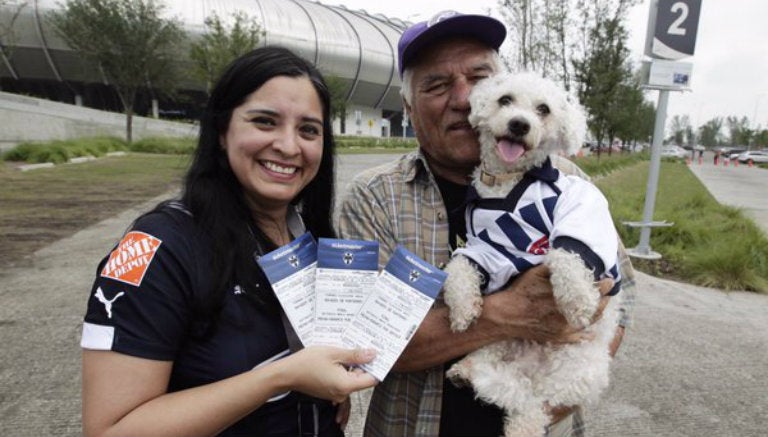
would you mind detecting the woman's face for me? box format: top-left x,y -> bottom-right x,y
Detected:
221,75 -> 324,214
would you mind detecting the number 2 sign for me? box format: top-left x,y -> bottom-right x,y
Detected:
646,0 -> 702,60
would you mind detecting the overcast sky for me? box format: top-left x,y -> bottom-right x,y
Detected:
335,0 -> 768,130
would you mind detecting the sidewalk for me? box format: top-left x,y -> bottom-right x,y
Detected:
0,153 -> 766,436
688,152 -> 768,236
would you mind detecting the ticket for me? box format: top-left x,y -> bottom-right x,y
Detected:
314,238 -> 379,346
257,232 -> 317,346
341,246 -> 446,381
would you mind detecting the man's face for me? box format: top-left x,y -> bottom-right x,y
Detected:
405,38 -> 498,183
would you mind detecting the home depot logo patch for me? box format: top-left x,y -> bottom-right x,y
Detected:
100,231 -> 162,287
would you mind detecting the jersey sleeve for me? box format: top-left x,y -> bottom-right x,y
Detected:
80,209 -> 203,361
551,177 -> 620,282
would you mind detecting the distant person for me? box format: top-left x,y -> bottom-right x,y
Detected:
715,151 -> 720,165
337,10 -> 636,437
79,47 -> 377,437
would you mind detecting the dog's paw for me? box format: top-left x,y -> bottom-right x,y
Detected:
545,248 -> 600,328
448,294 -> 483,331
443,256 -> 485,332
446,357 -> 473,386
503,407 -> 550,437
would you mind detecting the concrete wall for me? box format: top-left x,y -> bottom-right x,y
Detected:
0,91 -> 198,151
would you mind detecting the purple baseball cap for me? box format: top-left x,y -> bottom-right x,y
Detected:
397,11 -> 506,78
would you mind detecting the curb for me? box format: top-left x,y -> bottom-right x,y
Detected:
17,162 -> 55,171
14,151 -> 128,171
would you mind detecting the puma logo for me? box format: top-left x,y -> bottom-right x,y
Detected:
94,287 -> 124,319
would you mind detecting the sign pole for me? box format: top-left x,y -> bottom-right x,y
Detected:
625,0 -> 701,260
628,89 -> 670,259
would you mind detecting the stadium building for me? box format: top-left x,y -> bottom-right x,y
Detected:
0,0 -> 410,137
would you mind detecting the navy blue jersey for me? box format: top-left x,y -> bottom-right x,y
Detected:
81,203 -> 341,436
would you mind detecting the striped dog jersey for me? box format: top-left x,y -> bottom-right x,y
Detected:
454,158 -> 621,294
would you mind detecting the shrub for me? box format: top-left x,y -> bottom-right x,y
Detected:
2,142 -> 41,162
129,137 -> 196,155
336,136 -> 417,150
573,151 -> 649,178
2,137 -> 128,163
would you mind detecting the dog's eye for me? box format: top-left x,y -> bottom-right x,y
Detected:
498,95 -> 513,106
536,104 -> 551,116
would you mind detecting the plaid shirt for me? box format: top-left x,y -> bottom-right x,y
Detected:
337,149 -> 636,437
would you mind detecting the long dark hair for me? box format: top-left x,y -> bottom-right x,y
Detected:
181,46 -> 336,314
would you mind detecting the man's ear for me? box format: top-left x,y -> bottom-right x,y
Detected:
219,134 -> 227,150
402,97 -> 412,117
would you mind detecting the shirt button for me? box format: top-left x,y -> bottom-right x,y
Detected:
438,262 -> 446,269
438,212 -> 445,220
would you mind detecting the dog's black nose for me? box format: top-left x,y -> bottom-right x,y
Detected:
508,118 -> 530,136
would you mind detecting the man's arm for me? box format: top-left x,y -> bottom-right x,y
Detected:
337,171 -> 617,373
394,265 -> 615,372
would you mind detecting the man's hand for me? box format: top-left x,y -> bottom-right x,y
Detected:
481,264 -> 614,344
393,264 -> 615,372
546,403 -> 575,425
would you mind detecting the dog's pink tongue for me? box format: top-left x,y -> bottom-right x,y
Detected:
497,139 -> 526,164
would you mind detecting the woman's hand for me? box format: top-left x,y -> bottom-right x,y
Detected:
335,397 -> 352,430
281,346 -> 378,404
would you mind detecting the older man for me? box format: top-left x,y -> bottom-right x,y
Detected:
337,11 -> 635,437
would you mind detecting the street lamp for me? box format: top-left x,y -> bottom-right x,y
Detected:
751,93 -> 767,149
752,94 -> 766,126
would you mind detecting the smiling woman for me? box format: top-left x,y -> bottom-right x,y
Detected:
79,47 -> 377,437
221,75 -> 325,244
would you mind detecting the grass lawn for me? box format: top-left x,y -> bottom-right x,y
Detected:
0,154 -> 189,268
596,160 -> 768,292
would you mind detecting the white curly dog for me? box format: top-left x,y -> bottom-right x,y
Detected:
442,72 -> 622,437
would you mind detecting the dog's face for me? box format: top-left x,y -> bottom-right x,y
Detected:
468,72 -> 586,175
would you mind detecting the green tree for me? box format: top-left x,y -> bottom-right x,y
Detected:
754,128 -> 768,148
668,114 -> 692,147
323,74 -> 349,128
698,117 -> 723,149
48,0 -> 185,142
189,11 -> 263,95
572,16 -> 633,155
0,0 -> 27,61
612,80 -> 653,147
637,100 -> 656,145
725,116 -> 752,147
498,0 -> 574,90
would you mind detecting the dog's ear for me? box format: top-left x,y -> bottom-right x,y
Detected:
468,77 -> 495,127
560,97 -> 588,155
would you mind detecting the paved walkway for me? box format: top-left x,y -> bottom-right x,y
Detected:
1,153 -> 766,436
688,152 -> 768,236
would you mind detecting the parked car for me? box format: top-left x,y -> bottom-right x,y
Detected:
683,144 -> 705,151
715,146 -> 746,157
737,150 -> 768,164
660,145 -> 688,159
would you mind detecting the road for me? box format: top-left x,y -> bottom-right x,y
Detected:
0,153 -> 766,436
